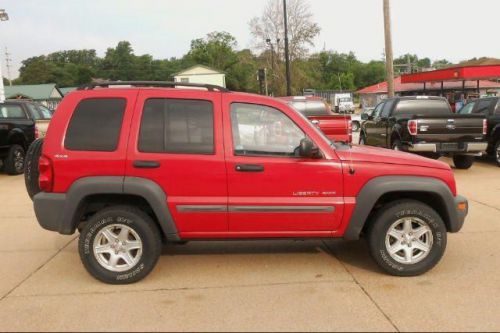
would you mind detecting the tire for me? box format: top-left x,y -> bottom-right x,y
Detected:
24,139 -> 44,200
359,133 -> 366,145
367,200 -> 447,276
495,140 -> 500,167
392,139 -> 402,151
78,205 -> 162,284
352,121 -> 360,132
453,155 -> 474,169
4,144 -> 25,175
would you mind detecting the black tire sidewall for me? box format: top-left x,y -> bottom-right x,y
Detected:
78,206 -> 161,284
5,144 -> 25,175
453,155 -> 474,169
368,200 -> 447,276
24,138 -> 43,199
392,140 -> 402,151
495,140 -> 500,167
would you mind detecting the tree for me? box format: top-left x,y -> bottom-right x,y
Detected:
185,31 -> 238,72
99,41 -> 136,80
432,59 -> 452,69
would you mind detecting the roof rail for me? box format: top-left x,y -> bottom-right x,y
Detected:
76,81 -> 230,92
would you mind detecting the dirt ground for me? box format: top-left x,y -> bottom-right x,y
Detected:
0,156 -> 499,332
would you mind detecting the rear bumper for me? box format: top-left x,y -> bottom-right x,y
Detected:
407,142 -> 488,154
33,192 -> 73,234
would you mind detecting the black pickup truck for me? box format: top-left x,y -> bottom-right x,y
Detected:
0,100 -> 52,175
360,96 -> 487,169
458,96 -> 500,166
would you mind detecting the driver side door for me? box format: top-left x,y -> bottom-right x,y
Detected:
223,98 -> 344,234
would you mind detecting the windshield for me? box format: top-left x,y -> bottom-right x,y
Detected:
339,98 -> 352,103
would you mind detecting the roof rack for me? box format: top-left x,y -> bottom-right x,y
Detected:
77,81 -> 230,92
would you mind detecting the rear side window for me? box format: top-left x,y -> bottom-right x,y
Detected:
138,99 -> 214,154
380,100 -> 395,118
474,99 -> 493,114
0,105 -> 27,119
65,98 -> 126,152
395,99 -> 452,116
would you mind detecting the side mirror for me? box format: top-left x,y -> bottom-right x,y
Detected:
361,113 -> 368,120
299,138 -> 321,159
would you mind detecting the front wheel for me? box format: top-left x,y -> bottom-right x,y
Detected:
78,206 -> 162,284
453,155 -> 474,169
352,121 -> 360,132
5,144 -> 25,175
367,200 -> 447,276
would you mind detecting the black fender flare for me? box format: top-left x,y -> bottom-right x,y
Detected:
34,176 -> 180,241
343,176 -> 464,240
7,128 -> 28,148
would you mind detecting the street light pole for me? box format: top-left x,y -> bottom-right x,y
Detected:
383,0 -> 395,98
283,0 -> 292,96
0,9 -> 9,102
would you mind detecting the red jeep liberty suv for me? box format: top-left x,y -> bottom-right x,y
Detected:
25,82 -> 468,284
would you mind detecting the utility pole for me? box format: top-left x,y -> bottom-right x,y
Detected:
283,0 -> 292,96
0,9 -> 10,102
383,0 -> 395,98
4,47 -> 12,86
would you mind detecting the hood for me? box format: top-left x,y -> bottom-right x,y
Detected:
335,144 -> 451,170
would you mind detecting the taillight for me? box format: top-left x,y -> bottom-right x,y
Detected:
408,119 -> 418,136
38,156 -> 53,192
483,119 -> 488,136
34,125 -> 39,139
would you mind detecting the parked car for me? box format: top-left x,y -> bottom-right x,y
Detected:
0,100 -> 52,175
359,96 -> 488,169
458,97 -> 500,166
27,81 -> 468,284
329,92 -> 354,114
280,96 -> 352,143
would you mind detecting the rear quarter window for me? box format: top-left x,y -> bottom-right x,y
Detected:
395,99 -> 452,116
64,98 -> 126,152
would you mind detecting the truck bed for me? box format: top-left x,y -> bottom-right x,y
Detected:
307,115 -> 352,143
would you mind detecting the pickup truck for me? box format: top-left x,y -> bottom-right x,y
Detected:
458,97 -> 500,166
280,96 -> 352,143
360,96 -> 488,169
0,100 -> 52,174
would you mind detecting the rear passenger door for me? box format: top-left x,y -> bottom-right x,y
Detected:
126,90 -> 228,235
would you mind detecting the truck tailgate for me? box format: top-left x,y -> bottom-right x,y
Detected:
413,115 -> 485,143
307,115 -> 352,142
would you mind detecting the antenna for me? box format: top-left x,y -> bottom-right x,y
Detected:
4,47 -> 12,86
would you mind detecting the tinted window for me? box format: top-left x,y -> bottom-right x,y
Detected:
139,99 -> 214,154
37,105 -> 53,119
380,100 -> 395,118
496,99 -> 500,115
65,98 -> 126,152
474,99 -> 493,115
395,99 -> 452,115
0,105 -> 26,119
231,103 -> 305,157
373,102 -> 384,118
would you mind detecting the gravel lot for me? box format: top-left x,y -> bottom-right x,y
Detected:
0,154 -> 499,332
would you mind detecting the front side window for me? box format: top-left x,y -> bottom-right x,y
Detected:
458,102 -> 476,115
139,99 -> 214,154
0,105 -> 26,119
231,103 -> 305,157
65,98 -> 126,152
373,102 -> 384,118
496,99 -> 500,115
380,100 -> 395,118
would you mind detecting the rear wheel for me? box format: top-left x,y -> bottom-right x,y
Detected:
5,145 -> 25,175
367,200 -> 447,276
453,155 -> 474,169
78,205 -> 162,284
24,139 -> 44,200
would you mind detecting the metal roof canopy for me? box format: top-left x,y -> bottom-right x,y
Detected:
401,65 -> 500,83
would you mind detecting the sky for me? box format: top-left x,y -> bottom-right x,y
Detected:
1,0 -> 499,79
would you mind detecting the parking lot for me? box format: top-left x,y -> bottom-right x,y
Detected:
0,154 -> 499,332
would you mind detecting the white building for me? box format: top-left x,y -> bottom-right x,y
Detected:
173,65 -> 226,88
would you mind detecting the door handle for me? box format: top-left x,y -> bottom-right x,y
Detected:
235,164 -> 265,172
133,160 -> 161,169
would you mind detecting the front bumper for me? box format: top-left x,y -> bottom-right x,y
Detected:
452,195 -> 468,233
407,142 -> 488,154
